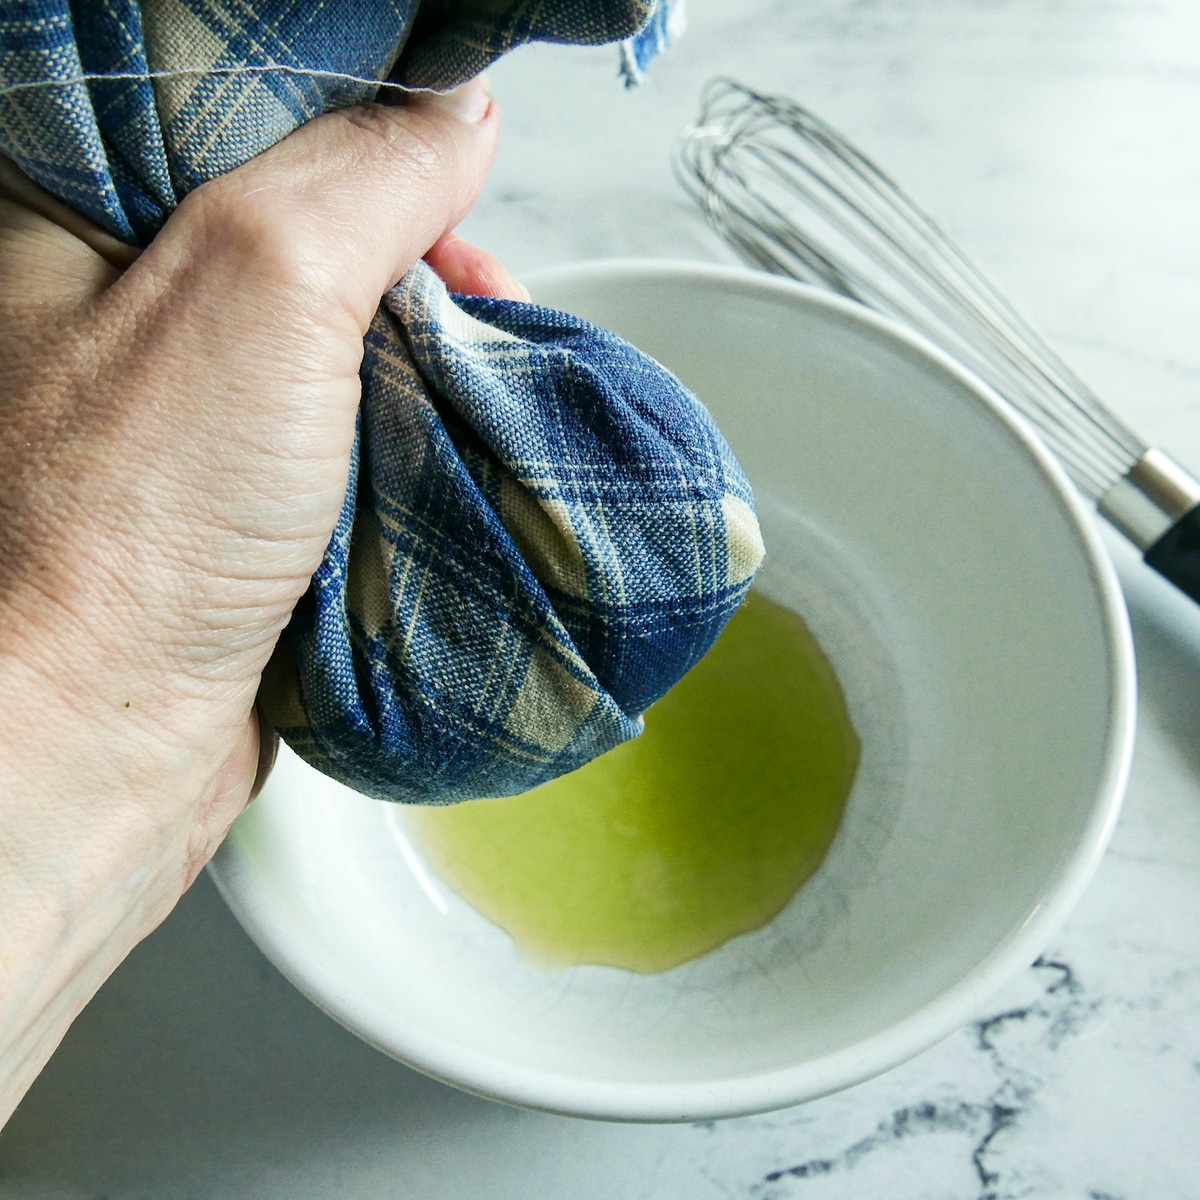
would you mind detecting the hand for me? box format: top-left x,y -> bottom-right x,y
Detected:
0,77 -> 524,1123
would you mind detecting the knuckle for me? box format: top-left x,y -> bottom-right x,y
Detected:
177,174 -> 322,295
335,103 -> 459,185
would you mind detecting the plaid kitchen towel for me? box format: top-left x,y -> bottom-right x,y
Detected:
0,0 -> 764,803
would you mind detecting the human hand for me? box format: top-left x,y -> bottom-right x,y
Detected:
0,76 -> 524,1123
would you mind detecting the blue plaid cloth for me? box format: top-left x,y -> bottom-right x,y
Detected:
0,0 -> 764,803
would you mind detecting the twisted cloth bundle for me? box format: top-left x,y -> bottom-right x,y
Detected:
0,0 -> 764,803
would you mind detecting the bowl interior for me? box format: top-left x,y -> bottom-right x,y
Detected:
211,262 -> 1132,1120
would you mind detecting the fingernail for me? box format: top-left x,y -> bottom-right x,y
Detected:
415,74 -> 492,124
515,280 -> 532,302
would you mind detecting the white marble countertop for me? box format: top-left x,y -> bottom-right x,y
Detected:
3,1 -> 1199,1195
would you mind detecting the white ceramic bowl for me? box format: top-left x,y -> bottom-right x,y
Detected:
210,261 -> 1135,1122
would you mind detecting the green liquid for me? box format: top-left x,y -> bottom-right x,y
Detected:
407,592 -> 860,973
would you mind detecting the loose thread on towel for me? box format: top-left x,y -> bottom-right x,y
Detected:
0,65 -> 416,103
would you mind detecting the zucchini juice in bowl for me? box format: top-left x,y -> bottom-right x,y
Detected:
404,585 -> 861,974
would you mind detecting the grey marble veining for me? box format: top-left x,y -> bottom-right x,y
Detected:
3,1 -> 1200,1196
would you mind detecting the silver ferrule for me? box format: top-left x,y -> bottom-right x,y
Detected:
1098,448 -> 1200,550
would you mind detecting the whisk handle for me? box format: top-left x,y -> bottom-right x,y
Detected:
1146,507 -> 1200,605
1099,449 -> 1200,603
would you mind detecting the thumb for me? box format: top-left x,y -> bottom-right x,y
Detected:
125,76 -> 500,336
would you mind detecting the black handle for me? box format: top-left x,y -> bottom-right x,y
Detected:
1145,505 -> 1200,603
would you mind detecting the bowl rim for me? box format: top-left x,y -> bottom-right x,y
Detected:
210,258 -> 1136,1122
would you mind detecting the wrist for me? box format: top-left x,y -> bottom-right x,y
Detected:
0,609 -> 259,1126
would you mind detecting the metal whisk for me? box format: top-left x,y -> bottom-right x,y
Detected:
676,78 -> 1200,605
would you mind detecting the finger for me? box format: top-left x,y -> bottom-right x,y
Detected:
126,75 -> 501,336
425,232 -> 531,301
0,156 -> 141,270
0,157 -> 135,310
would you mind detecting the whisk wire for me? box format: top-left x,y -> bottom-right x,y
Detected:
675,79 -> 1144,502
